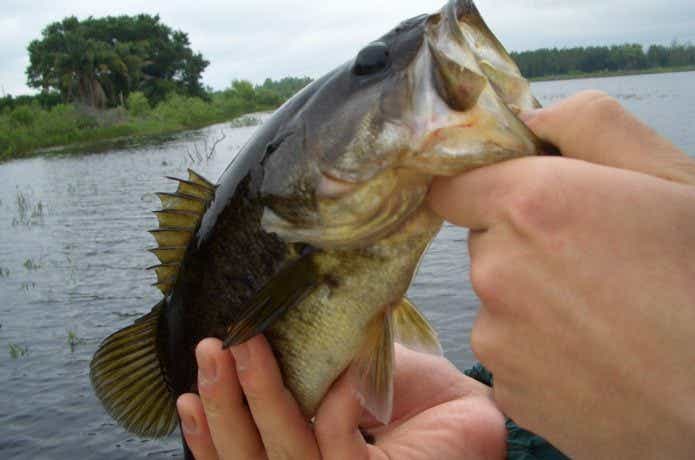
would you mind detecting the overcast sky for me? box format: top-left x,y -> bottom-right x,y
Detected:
2,0 -> 694,96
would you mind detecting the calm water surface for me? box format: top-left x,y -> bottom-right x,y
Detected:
1,72 -> 693,458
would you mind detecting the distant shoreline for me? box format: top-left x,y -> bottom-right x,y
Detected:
529,66 -> 695,82
2,68 -> 693,165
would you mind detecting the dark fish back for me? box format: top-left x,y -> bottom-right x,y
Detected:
157,78 -> 331,394
161,172 -> 289,396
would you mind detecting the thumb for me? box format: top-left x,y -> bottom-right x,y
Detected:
521,90 -> 695,185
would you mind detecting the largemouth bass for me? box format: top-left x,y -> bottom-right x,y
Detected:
91,0 -> 544,440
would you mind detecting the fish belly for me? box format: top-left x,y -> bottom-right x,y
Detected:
267,205 -> 443,416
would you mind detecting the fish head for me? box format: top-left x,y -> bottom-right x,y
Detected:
261,0 -> 542,249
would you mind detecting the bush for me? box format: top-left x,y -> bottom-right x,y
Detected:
127,92 -> 150,117
153,94 -> 216,126
0,76 -> 313,161
9,105 -> 37,127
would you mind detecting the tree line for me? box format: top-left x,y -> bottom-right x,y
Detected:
511,42 -> 695,78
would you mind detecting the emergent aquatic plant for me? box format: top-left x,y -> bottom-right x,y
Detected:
67,330 -> 86,351
8,343 -> 28,359
12,189 -> 45,226
23,258 -> 42,270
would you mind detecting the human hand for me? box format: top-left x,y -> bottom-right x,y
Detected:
176,335 -> 506,460
427,91 -> 695,459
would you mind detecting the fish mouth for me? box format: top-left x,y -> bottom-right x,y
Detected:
262,168 -> 430,250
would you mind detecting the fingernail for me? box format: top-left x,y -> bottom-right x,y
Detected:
519,109 -> 541,123
230,342 -> 249,372
197,349 -> 217,385
180,412 -> 198,435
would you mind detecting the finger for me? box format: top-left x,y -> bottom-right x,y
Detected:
427,157 -> 533,230
231,335 -> 320,460
314,368 -> 369,460
195,338 -> 264,458
521,90 -> 695,184
177,393 -> 218,460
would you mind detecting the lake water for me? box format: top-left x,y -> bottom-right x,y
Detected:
1,71 -> 693,458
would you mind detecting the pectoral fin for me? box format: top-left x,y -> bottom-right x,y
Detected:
392,297 -> 442,356
353,309 -> 395,425
222,250 -> 320,347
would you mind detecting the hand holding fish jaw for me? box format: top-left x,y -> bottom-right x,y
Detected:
176,337 -> 506,460
427,91 -> 695,458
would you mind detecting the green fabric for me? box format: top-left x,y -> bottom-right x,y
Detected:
464,363 -> 569,460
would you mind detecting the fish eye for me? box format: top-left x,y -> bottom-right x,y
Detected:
353,42 -> 390,76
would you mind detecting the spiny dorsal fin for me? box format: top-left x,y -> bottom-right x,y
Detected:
152,278 -> 177,294
148,247 -> 187,265
188,168 -> 216,190
147,263 -> 180,285
392,297 -> 443,356
153,210 -> 201,228
353,309 -> 395,425
148,170 -> 214,295
166,177 -> 215,201
90,301 -> 178,437
149,228 -> 194,248
156,192 -> 207,214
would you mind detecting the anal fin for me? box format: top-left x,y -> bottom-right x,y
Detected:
353,309 -> 395,425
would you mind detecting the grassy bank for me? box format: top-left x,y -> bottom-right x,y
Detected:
0,93 -> 275,163
0,78 -> 311,163
529,65 -> 695,82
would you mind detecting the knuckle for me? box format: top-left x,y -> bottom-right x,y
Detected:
470,256 -> 503,306
236,369 -> 266,400
575,89 -> 610,102
239,374 -> 287,411
508,187 -> 548,233
504,162 -> 568,235
199,393 -> 224,418
470,312 -> 495,364
525,104 -> 553,129
586,92 -> 624,119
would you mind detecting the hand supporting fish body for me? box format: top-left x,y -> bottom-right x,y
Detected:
91,0 -> 544,439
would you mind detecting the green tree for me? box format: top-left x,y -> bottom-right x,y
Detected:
26,15 -> 209,108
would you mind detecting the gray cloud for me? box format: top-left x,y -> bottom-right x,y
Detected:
1,0 -> 693,96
